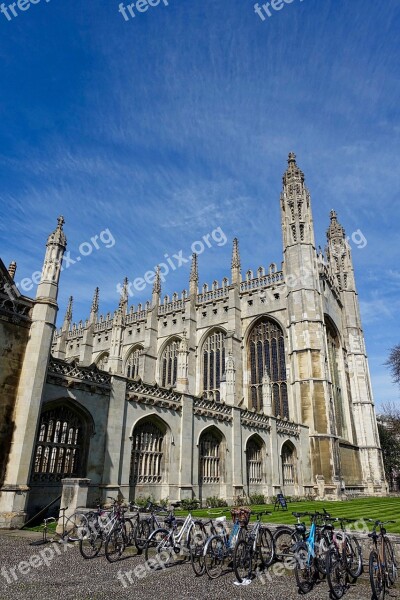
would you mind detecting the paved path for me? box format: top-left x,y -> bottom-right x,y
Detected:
0,532 -> 399,600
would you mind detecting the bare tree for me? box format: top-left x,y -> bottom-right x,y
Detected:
386,344 -> 400,387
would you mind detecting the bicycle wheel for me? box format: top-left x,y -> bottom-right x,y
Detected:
294,542 -> 315,594
79,527 -> 103,559
63,512 -> 89,542
234,539 -> 252,583
315,531 -> 330,575
273,526 -> 295,562
258,527 -> 274,568
124,518 -> 135,546
326,547 -> 347,599
105,526 -> 126,563
135,519 -> 150,552
145,528 -> 171,568
369,550 -> 385,600
190,542 -> 206,576
204,535 -> 226,579
345,536 -> 362,579
384,536 -> 397,586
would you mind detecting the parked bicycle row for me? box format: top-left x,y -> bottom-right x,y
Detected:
42,499 -> 398,600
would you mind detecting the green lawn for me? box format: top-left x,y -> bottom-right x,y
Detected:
175,497 -> 400,534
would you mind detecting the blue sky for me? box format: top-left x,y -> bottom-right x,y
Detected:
0,0 -> 399,408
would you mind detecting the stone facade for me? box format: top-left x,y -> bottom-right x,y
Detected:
0,154 -> 387,527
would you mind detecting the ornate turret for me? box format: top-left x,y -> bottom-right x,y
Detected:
281,153 -> 315,248
189,253 -> 198,296
231,238 -> 241,285
40,216 -> 67,289
326,210 -> 355,291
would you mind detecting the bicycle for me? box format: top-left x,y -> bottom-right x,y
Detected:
274,510 -> 333,574
202,508 -> 249,579
104,500 -> 137,563
79,498 -> 121,559
30,507 -> 89,547
293,511 -> 329,593
368,519 -> 397,600
144,503 -> 206,568
190,512 -> 229,576
233,511 -> 274,583
325,517 -> 363,599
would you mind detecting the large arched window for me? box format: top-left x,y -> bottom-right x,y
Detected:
160,339 -> 179,388
281,441 -> 297,486
326,318 -> 346,438
96,352 -> 109,372
126,346 -> 142,379
202,330 -> 226,402
199,429 -> 222,484
248,318 -> 288,416
31,404 -> 89,483
246,437 -> 263,486
130,420 -> 165,484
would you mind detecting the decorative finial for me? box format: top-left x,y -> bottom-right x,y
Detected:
119,277 -> 128,309
8,261 -> 17,280
231,238 -> 241,269
288,152 -> 296,164
327,209 -> 345,241
153,266 -> 161,295
91,287 -> 99,313
47,215 -> 67,247
65,296 -> 73,322
190,253 -> 198,282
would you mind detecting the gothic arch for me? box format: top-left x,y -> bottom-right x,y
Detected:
199,327 -> 227,402
280,440 -> 298,488
129,415 -> 170,488
124,344 -> 144,379
245,316 -> 288,415
245,434 -> 265,491
95,352 -> 110,372
158,336 -> 182,388
325,315 -> 347,439
198,426 -> 226,488
30,398 -> 94,484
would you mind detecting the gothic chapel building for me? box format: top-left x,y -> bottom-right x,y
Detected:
0,154 -> 386,527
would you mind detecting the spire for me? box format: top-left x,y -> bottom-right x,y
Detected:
189,253 -> 198,296
119,277 -> 128,312
47,215 -> 67,249
153,266 -> 161,296
91,287 -> 99,313
281,152 -> 315,248
62,296 -> 73,330
325,210 -> 355,291
231,238 -> 241,284
8,261 -> 17,280
327,209 -> 346,242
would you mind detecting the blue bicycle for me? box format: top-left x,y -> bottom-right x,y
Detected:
294,511 -> 325,593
